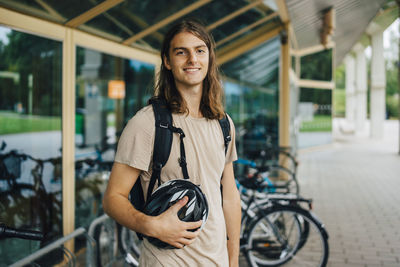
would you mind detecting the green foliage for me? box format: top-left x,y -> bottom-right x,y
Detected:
387,95 -> 399,118
300,88 -> 332,110
386,65 -> 399,96
301,49 -> 333,81
0,30 -> 62,117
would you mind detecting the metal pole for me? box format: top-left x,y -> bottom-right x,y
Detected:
10,227 -> 86,267
397,1 -> 400,155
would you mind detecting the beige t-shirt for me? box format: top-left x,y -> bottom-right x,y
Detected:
114,105 -> 237,267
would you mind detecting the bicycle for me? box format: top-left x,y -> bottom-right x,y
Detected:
237,177 -> 329,267
74,157 -> 119,267
0,148 -> 62,241
235,157 -> 300,195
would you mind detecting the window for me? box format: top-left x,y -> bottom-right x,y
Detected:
74,46 -> 155,229
0,25 -> 62,265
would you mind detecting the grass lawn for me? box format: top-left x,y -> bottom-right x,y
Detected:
0,112 -> 61,135
300,114 -> 332,132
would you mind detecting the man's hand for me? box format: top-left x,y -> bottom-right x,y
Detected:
150,196 -> 203,249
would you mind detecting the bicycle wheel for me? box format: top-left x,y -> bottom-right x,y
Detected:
119,226 -> 142,266
245,205 -> 328,267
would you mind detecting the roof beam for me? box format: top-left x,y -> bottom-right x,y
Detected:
121,10 -> 164,42
216,12 -> 278,47
217,24 -> 283,65
35,0 -> 64,21
297,79 -> 334,90
275,0 -> 289,23
66,0 -> 124,28
206,0 -> 262,31
275,0 -> 298,50
123,0 -> 211,45
292,42 -> 335,57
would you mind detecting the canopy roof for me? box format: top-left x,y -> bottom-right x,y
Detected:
0,0 -> 394,87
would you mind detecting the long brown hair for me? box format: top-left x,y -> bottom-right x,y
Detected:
152,19 -> 225,119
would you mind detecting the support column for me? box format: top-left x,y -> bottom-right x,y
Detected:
354,44 -> 368,133
279,27 -> 291,148
344,55 -> 356,126
370,28 -> 386,138
62,28 -> 76,251
279,26 -> 291,178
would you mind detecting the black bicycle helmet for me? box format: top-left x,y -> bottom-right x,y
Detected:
143,179 -> 209,249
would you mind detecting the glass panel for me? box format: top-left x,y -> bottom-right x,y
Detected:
224,80 -> 279,157
225,79 -> 279,175
75,46 -> 155,230
298,88 -> 332,148
0,0 -> 98,23
0,25 -> 62,265
146,1 -> 275,51
80,2 -> 144,41
222,37 -> 281,88
44,0 -> 101,21
126,0 -> 197,27
300,49 -> 333,81
211,8 -> 266,44
213,12 -> 279,49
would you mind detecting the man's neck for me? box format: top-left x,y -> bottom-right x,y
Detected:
176,84 -> 203,118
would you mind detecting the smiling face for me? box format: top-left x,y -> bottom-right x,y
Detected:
164,31 -> 209,93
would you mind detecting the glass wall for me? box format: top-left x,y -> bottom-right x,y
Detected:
298,49 -> 333,148
74,46 -> 155,229
298,88 -> 333,148
224,80 -> 279,160
0,26 -> 62,264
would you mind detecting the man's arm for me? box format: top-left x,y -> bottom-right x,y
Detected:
221,162 -> 241,267
102,162 -> 202,248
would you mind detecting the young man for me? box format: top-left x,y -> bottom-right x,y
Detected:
103,19 -> 241,266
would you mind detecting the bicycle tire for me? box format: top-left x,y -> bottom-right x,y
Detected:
245,205 -> 329,267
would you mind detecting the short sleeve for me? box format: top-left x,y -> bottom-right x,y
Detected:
225,114 -> 238,164
114,106 -> 155,171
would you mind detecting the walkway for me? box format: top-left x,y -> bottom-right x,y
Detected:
297,119 -> 400,267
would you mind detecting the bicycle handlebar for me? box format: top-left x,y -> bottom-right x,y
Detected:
0,223 -> 43,241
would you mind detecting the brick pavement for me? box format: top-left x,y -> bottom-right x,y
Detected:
296,120 -> 400,267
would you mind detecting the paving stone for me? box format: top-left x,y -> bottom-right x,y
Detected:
297,120 -> 400,267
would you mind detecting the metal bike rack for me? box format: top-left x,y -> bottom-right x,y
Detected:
86,213 -> 108,267
87,213 -> 120,267
10,227 -> 95,267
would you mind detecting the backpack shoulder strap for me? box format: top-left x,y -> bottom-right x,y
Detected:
218,113 -> 231,155
146,98 -> 173,202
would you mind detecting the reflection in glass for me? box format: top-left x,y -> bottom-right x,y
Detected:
75,46 -> 155,229
0,26 -> 62,265
224,80 -> 278,159
298,88 -> 332,148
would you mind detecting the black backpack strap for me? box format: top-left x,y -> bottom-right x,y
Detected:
146,98 -> 174,202
218,113 -> 232,209
219,113 -> 231,155
169,126 -> 189,180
